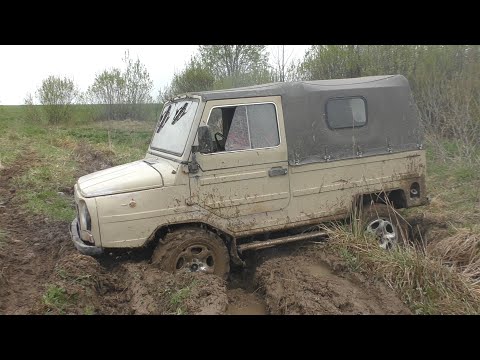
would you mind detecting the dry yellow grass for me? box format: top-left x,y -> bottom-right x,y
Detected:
323,205 -> 480,314
428,230 -> 480,285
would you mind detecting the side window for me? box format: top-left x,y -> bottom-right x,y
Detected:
206,103 -> 279,153
207,108 -> 223,138
225,106 -> 250,151
326,97 -> 367,129
248,103 -> 279,148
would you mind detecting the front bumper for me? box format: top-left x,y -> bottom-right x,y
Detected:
70,218 -> 103,256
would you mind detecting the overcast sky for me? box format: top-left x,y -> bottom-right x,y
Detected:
0,45 -> 310,105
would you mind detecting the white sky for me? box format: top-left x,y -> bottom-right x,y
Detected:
0,45 -> 310,105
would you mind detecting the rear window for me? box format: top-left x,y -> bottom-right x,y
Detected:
326,97 -> 367,129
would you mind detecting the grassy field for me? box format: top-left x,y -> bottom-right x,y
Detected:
0,105 -> 156,221
1,104 -> 480,314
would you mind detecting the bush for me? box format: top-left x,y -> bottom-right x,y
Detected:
36,76 -> 79,124
23,93 -> 40,122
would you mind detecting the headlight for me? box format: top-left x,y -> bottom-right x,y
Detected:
78,201 -> 91,231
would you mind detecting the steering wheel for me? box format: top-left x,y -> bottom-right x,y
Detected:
215,132 -> 226,151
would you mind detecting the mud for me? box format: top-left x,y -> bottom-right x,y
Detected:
34,253 -> 130,315
408,213 -> 450,248
73,141 -> 116,177
123,263 -> 228,315
0,152 -> 77,314
226,288 -> 267,315
0,151 -> 420,315
254,246 -> 411,315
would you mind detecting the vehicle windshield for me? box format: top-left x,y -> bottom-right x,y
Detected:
150,99 -> 199,156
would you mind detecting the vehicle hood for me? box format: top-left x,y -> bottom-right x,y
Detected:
77,160 -> 165,198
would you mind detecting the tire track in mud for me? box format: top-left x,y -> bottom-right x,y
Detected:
252,246 -> 411,315
0,151 -> 77,314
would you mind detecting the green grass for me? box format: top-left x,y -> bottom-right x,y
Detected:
43,285 -> 75,314
0,105 -> 156,222
13,165 -> 77,221
403,143 -> 480,232
168,280 -> 197,315
338,247 -> 360,272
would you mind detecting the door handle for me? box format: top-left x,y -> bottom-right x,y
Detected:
268,167 -> 288,177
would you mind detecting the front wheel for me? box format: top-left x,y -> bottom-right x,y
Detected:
151,228 -> 230,280
361,203 -> 409,249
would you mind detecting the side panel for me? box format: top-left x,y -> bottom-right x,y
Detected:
286,150 -> 427,224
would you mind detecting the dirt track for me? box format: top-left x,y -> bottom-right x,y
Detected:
0,152 -> 411,315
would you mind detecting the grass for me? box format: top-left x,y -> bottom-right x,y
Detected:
0,105 -> 156,222
43,284 -> 75,314
338,247 -> 361,272
168,280 -> 197,315
14,169 -> 77,221
418,144 -> 480,228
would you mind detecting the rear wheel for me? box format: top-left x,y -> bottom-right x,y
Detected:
151,228 -> 230,280
361,203 -> 408,249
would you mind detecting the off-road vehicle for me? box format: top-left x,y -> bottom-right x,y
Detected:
70,75 -> 427,279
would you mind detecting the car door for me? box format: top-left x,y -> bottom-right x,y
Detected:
189,96 -> 290,223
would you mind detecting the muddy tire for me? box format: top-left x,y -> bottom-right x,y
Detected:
361,203 -> 409,249
151,228 -> 230,280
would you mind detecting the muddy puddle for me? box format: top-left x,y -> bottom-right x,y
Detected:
226,288 -> 267,315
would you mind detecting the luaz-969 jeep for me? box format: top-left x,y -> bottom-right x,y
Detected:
70,74 -> 427,279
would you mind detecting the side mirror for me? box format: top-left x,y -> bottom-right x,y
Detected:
197,125 -> 214,154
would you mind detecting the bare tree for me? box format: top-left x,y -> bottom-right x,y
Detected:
122,51 -> 154,119
272,45 -> 294,82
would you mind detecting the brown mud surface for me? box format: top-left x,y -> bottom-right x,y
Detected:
73,142 -> 116,177
253,247 -> 411,315
0,151 -> 426,315
0,152 -> 76,314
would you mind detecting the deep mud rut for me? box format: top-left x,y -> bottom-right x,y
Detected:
0,152 -> 411,315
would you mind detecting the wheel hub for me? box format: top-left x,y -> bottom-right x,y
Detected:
366,218 -> 398,249
175,244 -> 215,274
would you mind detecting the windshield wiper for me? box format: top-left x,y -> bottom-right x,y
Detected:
171,103 -> 188,125
156,105 -> 172,133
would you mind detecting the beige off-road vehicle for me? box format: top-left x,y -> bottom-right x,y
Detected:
70,75 -> 427,279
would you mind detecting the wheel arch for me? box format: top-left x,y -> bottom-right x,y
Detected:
354,188 -> 407,211
145,220 -> 234,248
